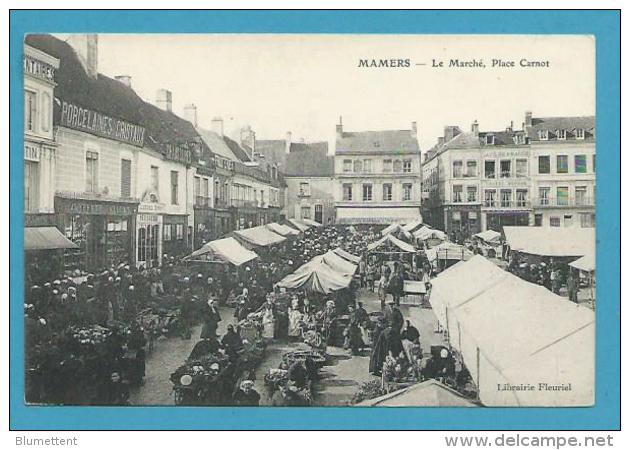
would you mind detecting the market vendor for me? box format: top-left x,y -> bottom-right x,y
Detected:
233,380 -> 260,406
288,297 -> 303,340
221,324 -> 244,356
200,298 -> 222,339
369,324 -> 405,376
188,335 -> 223,361
271,380 -> 310,406
318,300 -> 338,346
97,371 -> 130,405
261,295 -> 276,339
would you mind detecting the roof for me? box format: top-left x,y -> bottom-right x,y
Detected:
187,237 -> 258,266
284,142 -> 333,177
333,247 -> 361,264
223,136 -> 251,162
474,229 -> 502,243
355,379 -> 477,407
233,225 -> 286,248
25,227 -> 78,251
25,34 -> 210,158
336,129 -> 419,155
266,222 -> 300,237
367,234 -> 416,253
569,249 -> 595,272
255,139 -> 287,168
278,259 -> 351,294
196,127 -> 239,161
503,226 -> 595,257
526,116 -> 595,142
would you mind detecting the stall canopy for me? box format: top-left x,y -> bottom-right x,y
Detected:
367,234 -> 416,253
24,227 -> 78,251
355,379 -> 477,407
425,241 -> 474,261
414,226 -> 447,241
474,229 -> 502,244
569,250 -> 595,273
301,218 -> 323,228
187,237 -> 258,266
402,219 -> 424,233
503,226 -> 595,257
317,250 -> 358,276
380,223 -> 413,241
266,222 -> 300,237
287,219 -> 310,232
233,226 -> 286,248
430,255 -> 595,407
333,247 -> 361,264
277,260 -> 352,294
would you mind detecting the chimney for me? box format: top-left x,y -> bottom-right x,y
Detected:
211,117 -> 224,136
240,125 -> 255,157
285,131 -> 292,154
444,125 -> 462,142
336,116 -> 343,139
115,75 -> 132,88
411,121 -> 418,137
67,34 -> 98,79
183,104 -> 198,127
437,136 -> 445,146
525,111 -> 533,127
156,89 -> 173,112
471,120 -> 479,136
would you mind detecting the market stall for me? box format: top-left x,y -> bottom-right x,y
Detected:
503,226 -> 595,259
402,219 -> 424,234
354,379 -> 478,407
380,223 -> 413,241
425,241 -> 474,270
266,222 -> 300,237
413,226 -> 447,244
569,249 -> 596,305
185,237 -> 259,266
472,229 -> 502,258
430,255 -> 595,407
232,225 -> 287,249
287,218 -> 311,232
333,247 -> 361,264
277,260 -> 352,294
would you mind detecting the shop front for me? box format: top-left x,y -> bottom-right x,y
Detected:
55,194 -> 138,273
484,210 -> 530,233
163,214 -> 190,259
136,200 -> 164,268
444,205 -> 482,242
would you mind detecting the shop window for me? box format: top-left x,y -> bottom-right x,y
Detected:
342,184 -> 353,201
120,159 -> 132,198
452,160 -> 463,178
575,155 -> 587,173
85,150 -> 99,193
484,160 -> 496,179
550,216 -> 561,227
25,90 -> 37,132
538,156 -> 550,174
402,183 -> 412,201
452,185 -> 463,203
362,184 -> 373,202
171,171 -> 179,205
556,155 -> 568,174
383,183 -> 392,201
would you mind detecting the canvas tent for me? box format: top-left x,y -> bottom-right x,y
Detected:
277,260 -> 352,294
425,241 -> 474,262
24,227 -> 78,251
317,250 -> 358,276
569,250 -> 595,273
367,234 -> 416,253
474,229 -> 502,244
287,218 -> 311,232
266,222 -> 300,237
333,247 -> 361,264
233,226 -> 286,248
355,379 -> 477,407
402,219 -> 424,233
430,255 -> 595,407
503,226 -> 594,257
186,237 -> 258,266
414,226 -> 447,242
301,218 -> 323,228
381,223 -> 413,240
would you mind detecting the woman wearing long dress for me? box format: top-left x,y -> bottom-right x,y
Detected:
288,299 -> 303,340
261,300 -> 275,339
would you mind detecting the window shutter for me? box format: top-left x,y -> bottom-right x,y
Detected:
120,159 -> 132,198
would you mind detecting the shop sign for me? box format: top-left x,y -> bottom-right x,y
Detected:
165,143 -> 194,165
24,55 -> 56,82
483,179 -> 529,188
24,214 -> 57,227
482,149 -> 529,159
56,197 -> 137,216
138,202 -> 165,214
137,213 -> 160,224
24,143 -> 40,162
58,100 -> 145,147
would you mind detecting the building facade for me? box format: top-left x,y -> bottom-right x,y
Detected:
333,119 -> 422,225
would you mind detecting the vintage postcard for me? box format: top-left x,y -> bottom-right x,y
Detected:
21,32 -> 597,412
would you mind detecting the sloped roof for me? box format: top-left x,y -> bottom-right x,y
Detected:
196,127 -> 239,161
25,34 -> 210,157
255,139 -> 287,167
223,136 -> 251,162
336,129 -> 419,154
526,116 -> 595,142
285,142 -> 333,177
503,226 -> 594,257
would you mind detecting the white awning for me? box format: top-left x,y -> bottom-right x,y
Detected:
24,227 -> 78,251
333,247 -> 361,264
503,226 -> 594,257
233,226 -> 286,248
287,219 -> 310,232
188,237 -> 258,266
569,251 -> 595,272
414,226 -> 447,241
266,222 -> 300,236
336,207 -> 422,225
474,229 -> 502,244
367,234 -> 416,253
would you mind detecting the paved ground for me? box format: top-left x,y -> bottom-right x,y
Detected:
130,291 -> 444,406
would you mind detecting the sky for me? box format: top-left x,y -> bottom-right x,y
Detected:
93,34 -> 595,152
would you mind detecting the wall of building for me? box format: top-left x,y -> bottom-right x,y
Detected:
285,176 -> 336,224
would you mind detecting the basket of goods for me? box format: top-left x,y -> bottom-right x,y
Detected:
302,329 -> 325,350
264,368 -> 288,387
382,354 -> 419,391
237,338 -> 266,372
238,319 -> 262,343
280,350 -> 328,369
169,354 -> 233,405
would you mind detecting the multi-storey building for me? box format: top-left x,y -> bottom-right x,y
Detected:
526,112 -> 596,228
284,141 -> 335,225
333,118 -> 422,225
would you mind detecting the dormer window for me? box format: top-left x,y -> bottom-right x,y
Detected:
538,130 -> 549,141
556,129 -> 566,140
576,128 -> 585,140
485,134 -> 495,145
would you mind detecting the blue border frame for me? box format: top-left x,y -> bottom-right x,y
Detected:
9,10 -> 620,430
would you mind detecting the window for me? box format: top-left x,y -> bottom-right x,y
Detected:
557,187 -> 569,206
85,151 -> 99,193
203,178 -> 209,199
452,185 -> 463,203
163,224 -> 172,241
170,171 -> 179,205
393,160 -> 403,173
466,161 -> 477,177
363,159 -> 372,173
534,214 -> 543,226
299,182 -> 311,196
515,159 -> 528,178
592,154 -> 596,172
516,189 -> 528,207
382,183 -> 393,201
500,189 -> 512,207
151,165 -> 159,190
452,160 -> 463,178
467,186 -> 477,202
500,160 -> 511,178
342,183 -> 353,201
41,93 -> 51,132
403,160 -> 412,173
301,206 -> 311,220
484,189 -> 496,207
484,160 -> 496,179
343,160 -> 352,173
362,184 -> 373,202
538,156 -> 550,174
176,224 -> 184,240
24,160 -> 39,212
120,159 -> 132,198
557,155 -> 568,174
556,129 -> 566,140
580,213 -> 595,228
402,183 -> 412,201
353,160 -> 363,173
539,187 -> 550,206
383,159 -> 393,173
194,176 -> 201,198
564,214 -> 573,227
538,130 -> 549,140
485,135 -> 495,145
575,155 -> 587,173
550,216 -> 561,227
575,186 -> 588,206
25,90 -> 36,132
576,128 -> 585,139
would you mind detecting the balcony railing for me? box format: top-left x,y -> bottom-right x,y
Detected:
482,200 -> 531,209
532,197 -> 595,208
231,199 -> 258,208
